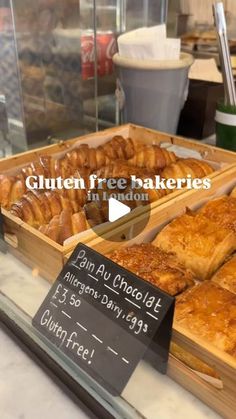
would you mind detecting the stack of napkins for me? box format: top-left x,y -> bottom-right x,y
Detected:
117,25 -> 180,61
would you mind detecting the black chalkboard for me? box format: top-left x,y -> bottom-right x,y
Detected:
33,243 -> 175,395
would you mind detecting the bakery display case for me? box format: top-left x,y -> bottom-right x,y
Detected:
0,121 -> 236,417
1,162 -> 236,418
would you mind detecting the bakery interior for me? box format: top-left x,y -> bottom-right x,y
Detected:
0,1 -> 236,418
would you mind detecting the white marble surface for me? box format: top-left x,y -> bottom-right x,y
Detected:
0,326 -> 92,419
0,252 -> 222,419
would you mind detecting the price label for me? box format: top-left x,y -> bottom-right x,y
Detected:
33,243 -> 175,395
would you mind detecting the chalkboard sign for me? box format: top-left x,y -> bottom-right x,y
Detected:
33,243 -> 175,395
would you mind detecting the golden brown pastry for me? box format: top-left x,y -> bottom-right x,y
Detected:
170,342 -> 219,378
0,174 -> 26,209
68,136 -> 137,171
153,213 -> 236,280
84,201 -> 106,226
101,136 -> 138,160
199,196 -> 236,235
174,282 -> 236,358
10,188 -> 87,228
161,158 -> 214,181
108,244 -> 195,296
39,209 -> 88,245
0,136 -> 138,209
127,145 -> 177,170
66,144 -> 111,172
95,160 -> 156,179
95,161 -> 167,204
211,254 -> 236,294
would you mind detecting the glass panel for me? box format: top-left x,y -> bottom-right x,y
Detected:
95,0 -> 169,129
0,0 -> 97,155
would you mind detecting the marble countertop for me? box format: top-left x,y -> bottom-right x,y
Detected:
0,252 -> 222,419
0,325 -> 92,419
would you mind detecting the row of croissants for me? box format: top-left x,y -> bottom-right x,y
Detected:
0,135 -> 214,245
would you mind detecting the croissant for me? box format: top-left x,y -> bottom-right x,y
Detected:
10,187 -> 87,228
84,201 -> 106,226
39,209 -> 88,245
101,136 -> 138,160
127,145 -> 177,170
66,144 -> 110,172
161,158 -> 214,180
0,136 -> 137,209
95,160 -> 156,179
0,174 -> 26,209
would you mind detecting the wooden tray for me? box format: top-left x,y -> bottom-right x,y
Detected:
66,167 -> 236,418
1,124 -> 236,283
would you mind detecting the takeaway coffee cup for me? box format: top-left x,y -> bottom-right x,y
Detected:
113,52 -> 194,134
215,100 -> 236,151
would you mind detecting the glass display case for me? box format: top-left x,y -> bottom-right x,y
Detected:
0,2 -> 180,418
0,0 -> 168,157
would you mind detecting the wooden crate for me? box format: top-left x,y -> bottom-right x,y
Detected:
1,124 -> 236,283
65,167 -> 236,418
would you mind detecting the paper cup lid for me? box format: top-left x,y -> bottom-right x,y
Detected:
112,52 -> 194,70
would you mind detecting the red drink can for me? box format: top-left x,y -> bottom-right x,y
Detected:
81,30 -> 95,80
81,30 -> 117,80
96,31 -> 117,77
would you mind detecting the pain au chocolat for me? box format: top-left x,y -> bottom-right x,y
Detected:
174,282 -> 236,358
153,212 -> 236,280
108,243 -> 194,296
211,254 -> 236,294
198,195 -> 236,235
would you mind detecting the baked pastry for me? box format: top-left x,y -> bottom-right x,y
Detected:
67,144 -> 110,173
95,161 -> 167,204
84,201 -> 106,226
39,209 -> 88,245
153,213 -> 236,280
211,254 -> 236,294
174,282 -> 236,358
10,188 -> 87,228
161,158 -> 214,181
67,136 -> 138,171
170,342 -> 219,378
127,145 -> 177,170
95,160 -> 156,179
0,174 -> 26,209
0,136 -> 138,209
199,196 -> 236,235
108,243 -> 195,296
101,136 -> 138,160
